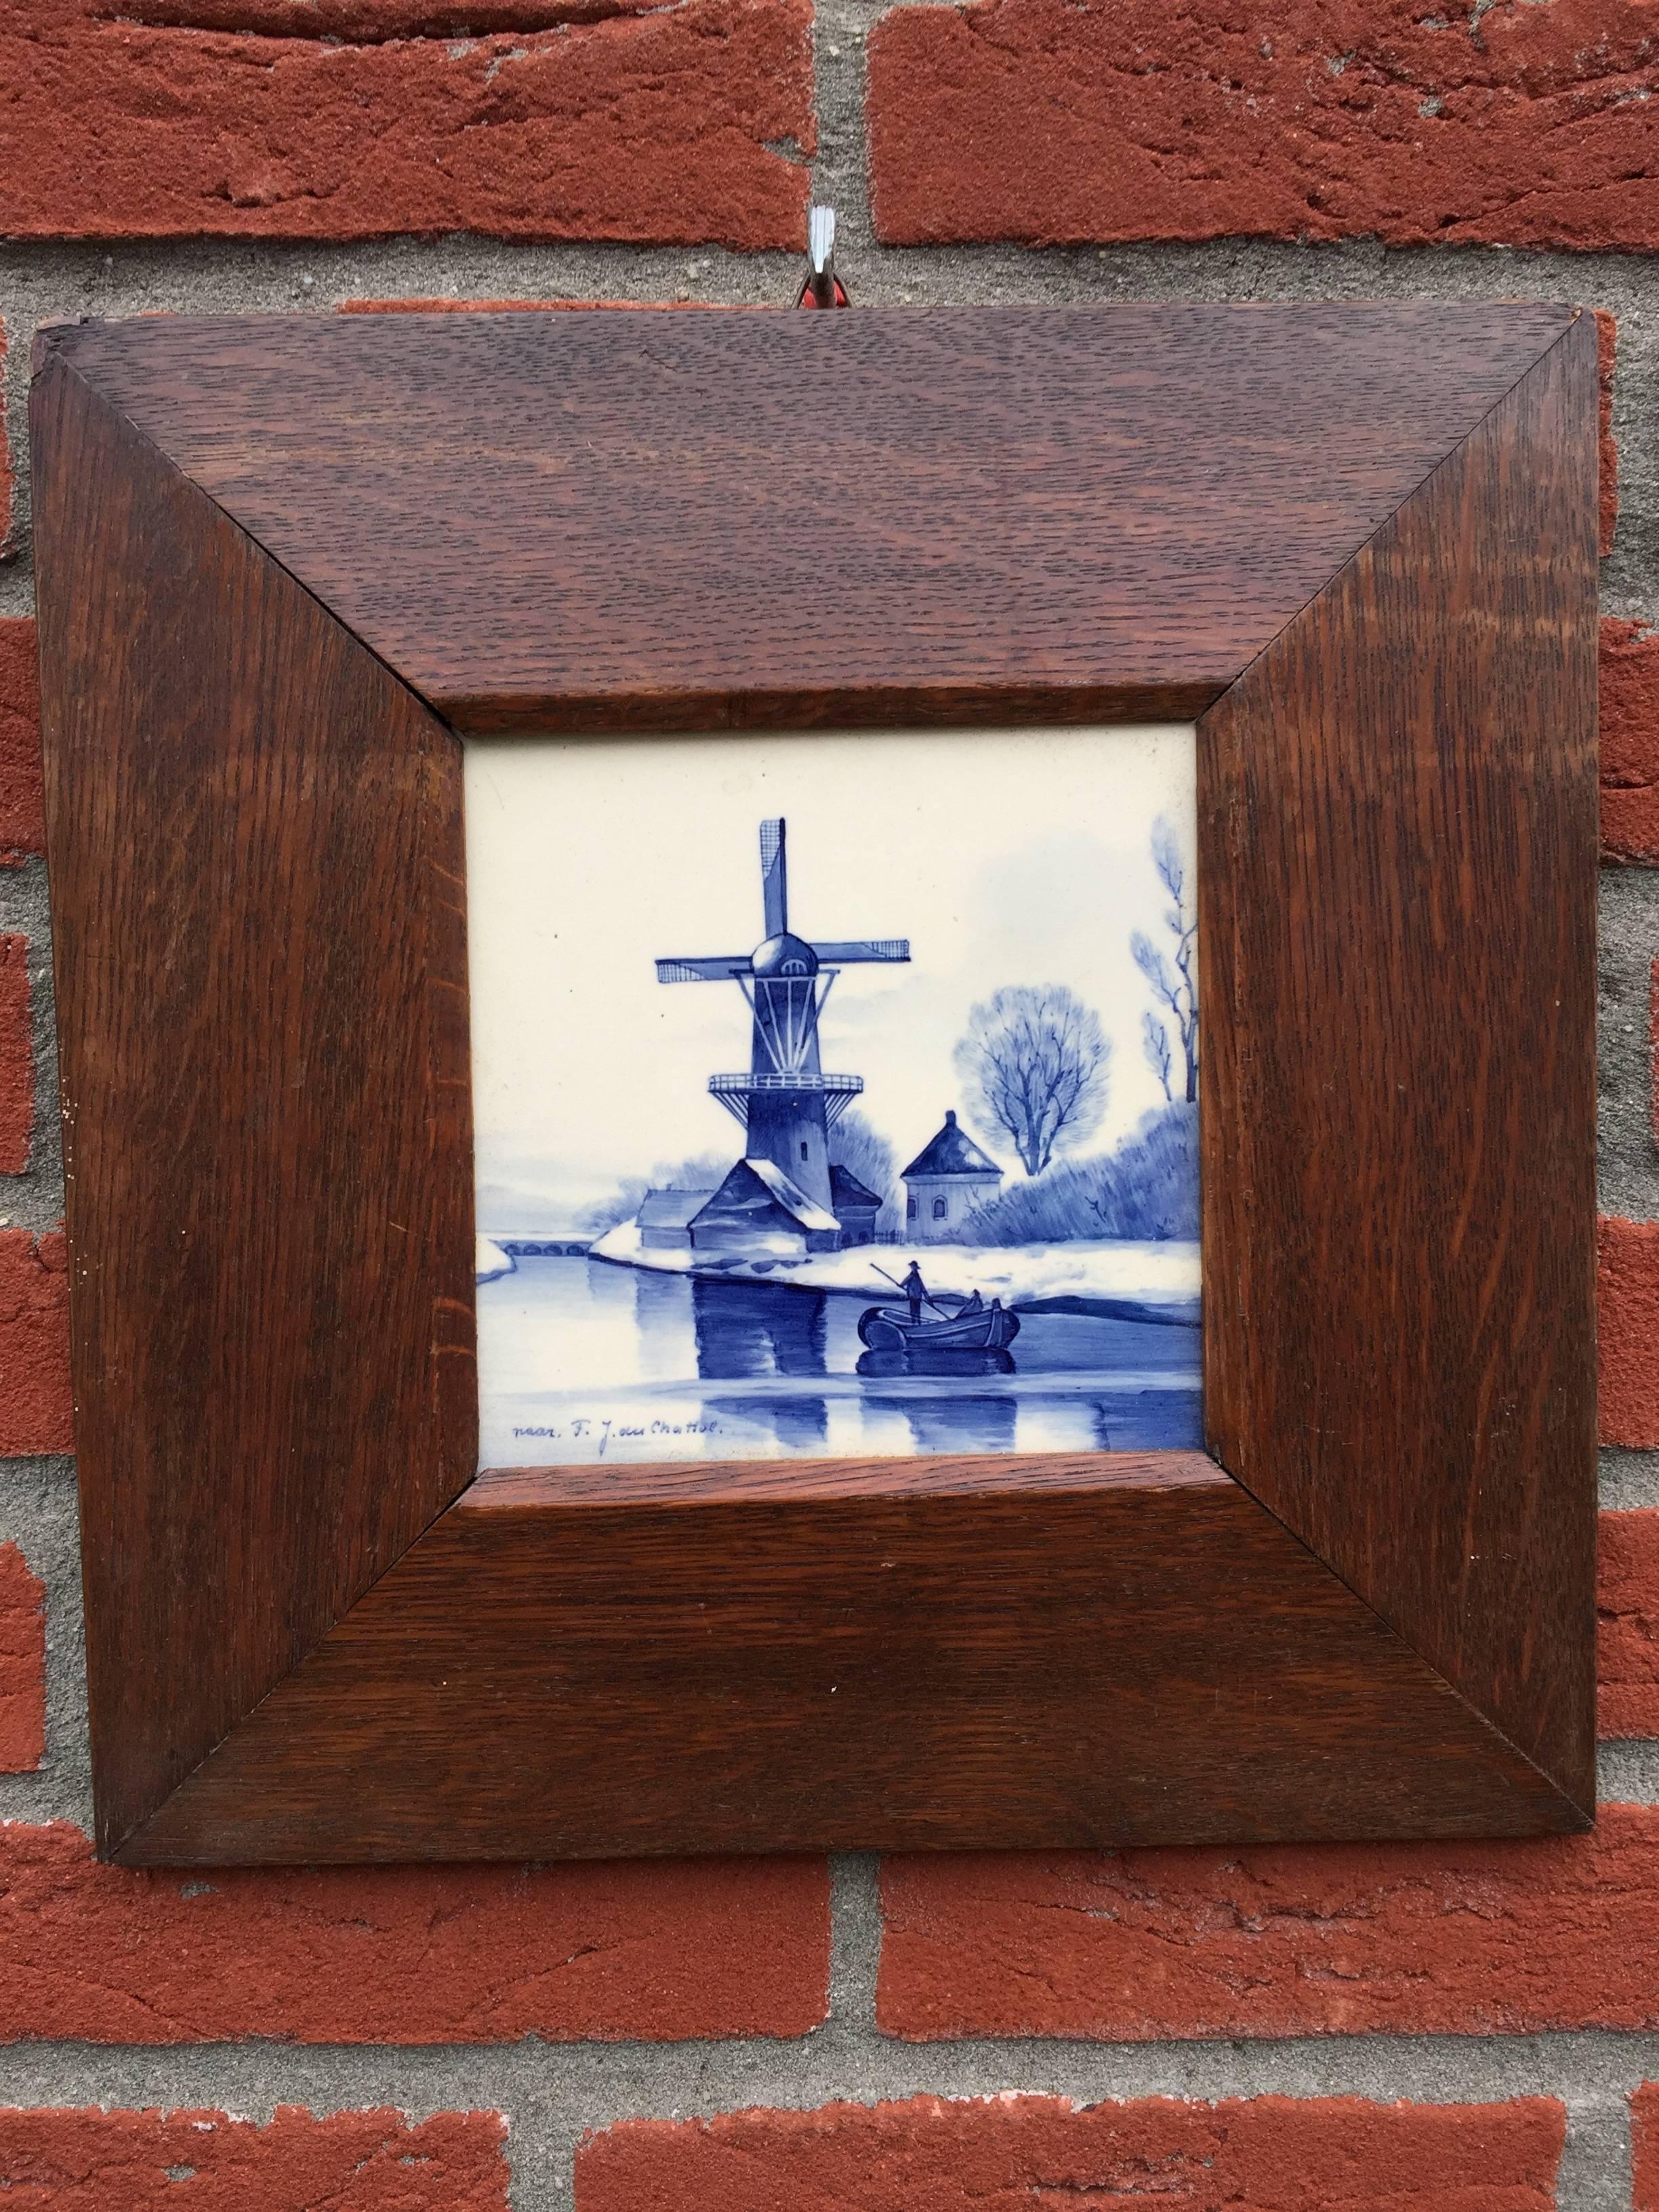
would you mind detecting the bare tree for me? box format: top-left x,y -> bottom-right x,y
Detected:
1130,816 -> 1198,1103
1141,1009 -> 1173,1101
830,1109 -> 901,1231
954,985 -> 1109,1176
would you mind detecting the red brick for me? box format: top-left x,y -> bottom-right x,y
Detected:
115,0 -> 623,26
1597,308 -> 1619,557
1652,959 -> 1658,1151
0,2106 -> 508,2211
878,1805 -> 1659,2041
0,1541 -> 45,1773
577,2093 -> 1565,2211
1603,617 -> 1659,865
0,1 -> 811,248
0,1231 -> 72,1458
1632,2083 -> 1659,2212
1601,1216 -> 1659,1448
1604,617 -> 1659,785
0,1824 -> 827,2041
867,0 -> 1659,251
0,935 -> 31,1172
1599,1510 -> 1659,1740
0,620 -> 43,861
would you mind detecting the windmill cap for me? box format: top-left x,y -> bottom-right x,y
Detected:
752,931 -> 818,977
945,1109 -> 957,1125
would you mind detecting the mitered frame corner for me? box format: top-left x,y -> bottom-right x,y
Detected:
30,300 -> 1599,1863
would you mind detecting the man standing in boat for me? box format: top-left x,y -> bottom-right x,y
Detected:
900,1259 -> 928,1324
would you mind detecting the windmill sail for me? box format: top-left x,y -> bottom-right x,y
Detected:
760,818 -> 788,937
655,955 -> 751,984
809,939 -> 910,964
655,816 -> 909,1213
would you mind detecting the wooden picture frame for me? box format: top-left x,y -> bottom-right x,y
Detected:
29,301 -> 1599,1866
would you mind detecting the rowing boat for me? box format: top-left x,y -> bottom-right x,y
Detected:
856,1296 -> 1020,1353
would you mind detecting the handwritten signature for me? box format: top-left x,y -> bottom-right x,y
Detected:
511,1416 -> 722,1454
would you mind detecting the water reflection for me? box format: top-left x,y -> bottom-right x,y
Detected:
862,1391 -> 1019,1456
701,1391 -> 830,1452
632,1263 -> 697,1380
691,1277 -> 829,1380
477,1255 -> 1203,1466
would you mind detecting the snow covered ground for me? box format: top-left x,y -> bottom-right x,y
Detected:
476,1235 -> 516,1284
590,1219 -> 1200,1324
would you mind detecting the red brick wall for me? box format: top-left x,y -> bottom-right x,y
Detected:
579,2093 -> 1570,2209
3,8 -> 1658,2199
0,2108 -> 510,2211
865,0 -> 1659,252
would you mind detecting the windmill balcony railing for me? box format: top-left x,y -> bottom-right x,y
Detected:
708,1070 -> 863,1126
708,1073 -> 864,1096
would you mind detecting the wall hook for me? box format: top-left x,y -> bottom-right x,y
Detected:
796,204 -> 849,308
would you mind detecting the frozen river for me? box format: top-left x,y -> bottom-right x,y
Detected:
477,1254 -> 1203,1468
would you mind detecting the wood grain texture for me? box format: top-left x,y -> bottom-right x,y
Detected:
121,1458 -> 1582,1864
1199,314 -> 1599,1811
30,354 -> 478,1857
42,304 -> 1577,734
468,1448 -> 1222,1504
28,301 -> 1599,1861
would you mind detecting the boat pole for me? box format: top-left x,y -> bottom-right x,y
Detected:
868,1262 -> 954,1319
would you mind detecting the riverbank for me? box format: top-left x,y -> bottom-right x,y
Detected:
476,1235 -> 515,1283
588,1221 -> 1200,1325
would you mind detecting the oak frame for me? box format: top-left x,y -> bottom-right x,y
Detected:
28,301 -> 1599,1865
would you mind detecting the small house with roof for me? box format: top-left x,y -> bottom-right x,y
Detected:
900,1110 -> 1004,1244
689,1157 -> 843,1258
637,1187 -> 716,1250
827,1164 -> 883,1247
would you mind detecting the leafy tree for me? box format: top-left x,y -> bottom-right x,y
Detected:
1131,816 -> 1198,1103
953,983 -> 1109,1176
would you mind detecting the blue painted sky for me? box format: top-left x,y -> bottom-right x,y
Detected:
467,724 -> 1197,1227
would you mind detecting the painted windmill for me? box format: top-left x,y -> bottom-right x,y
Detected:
656,819 -> 909,1215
